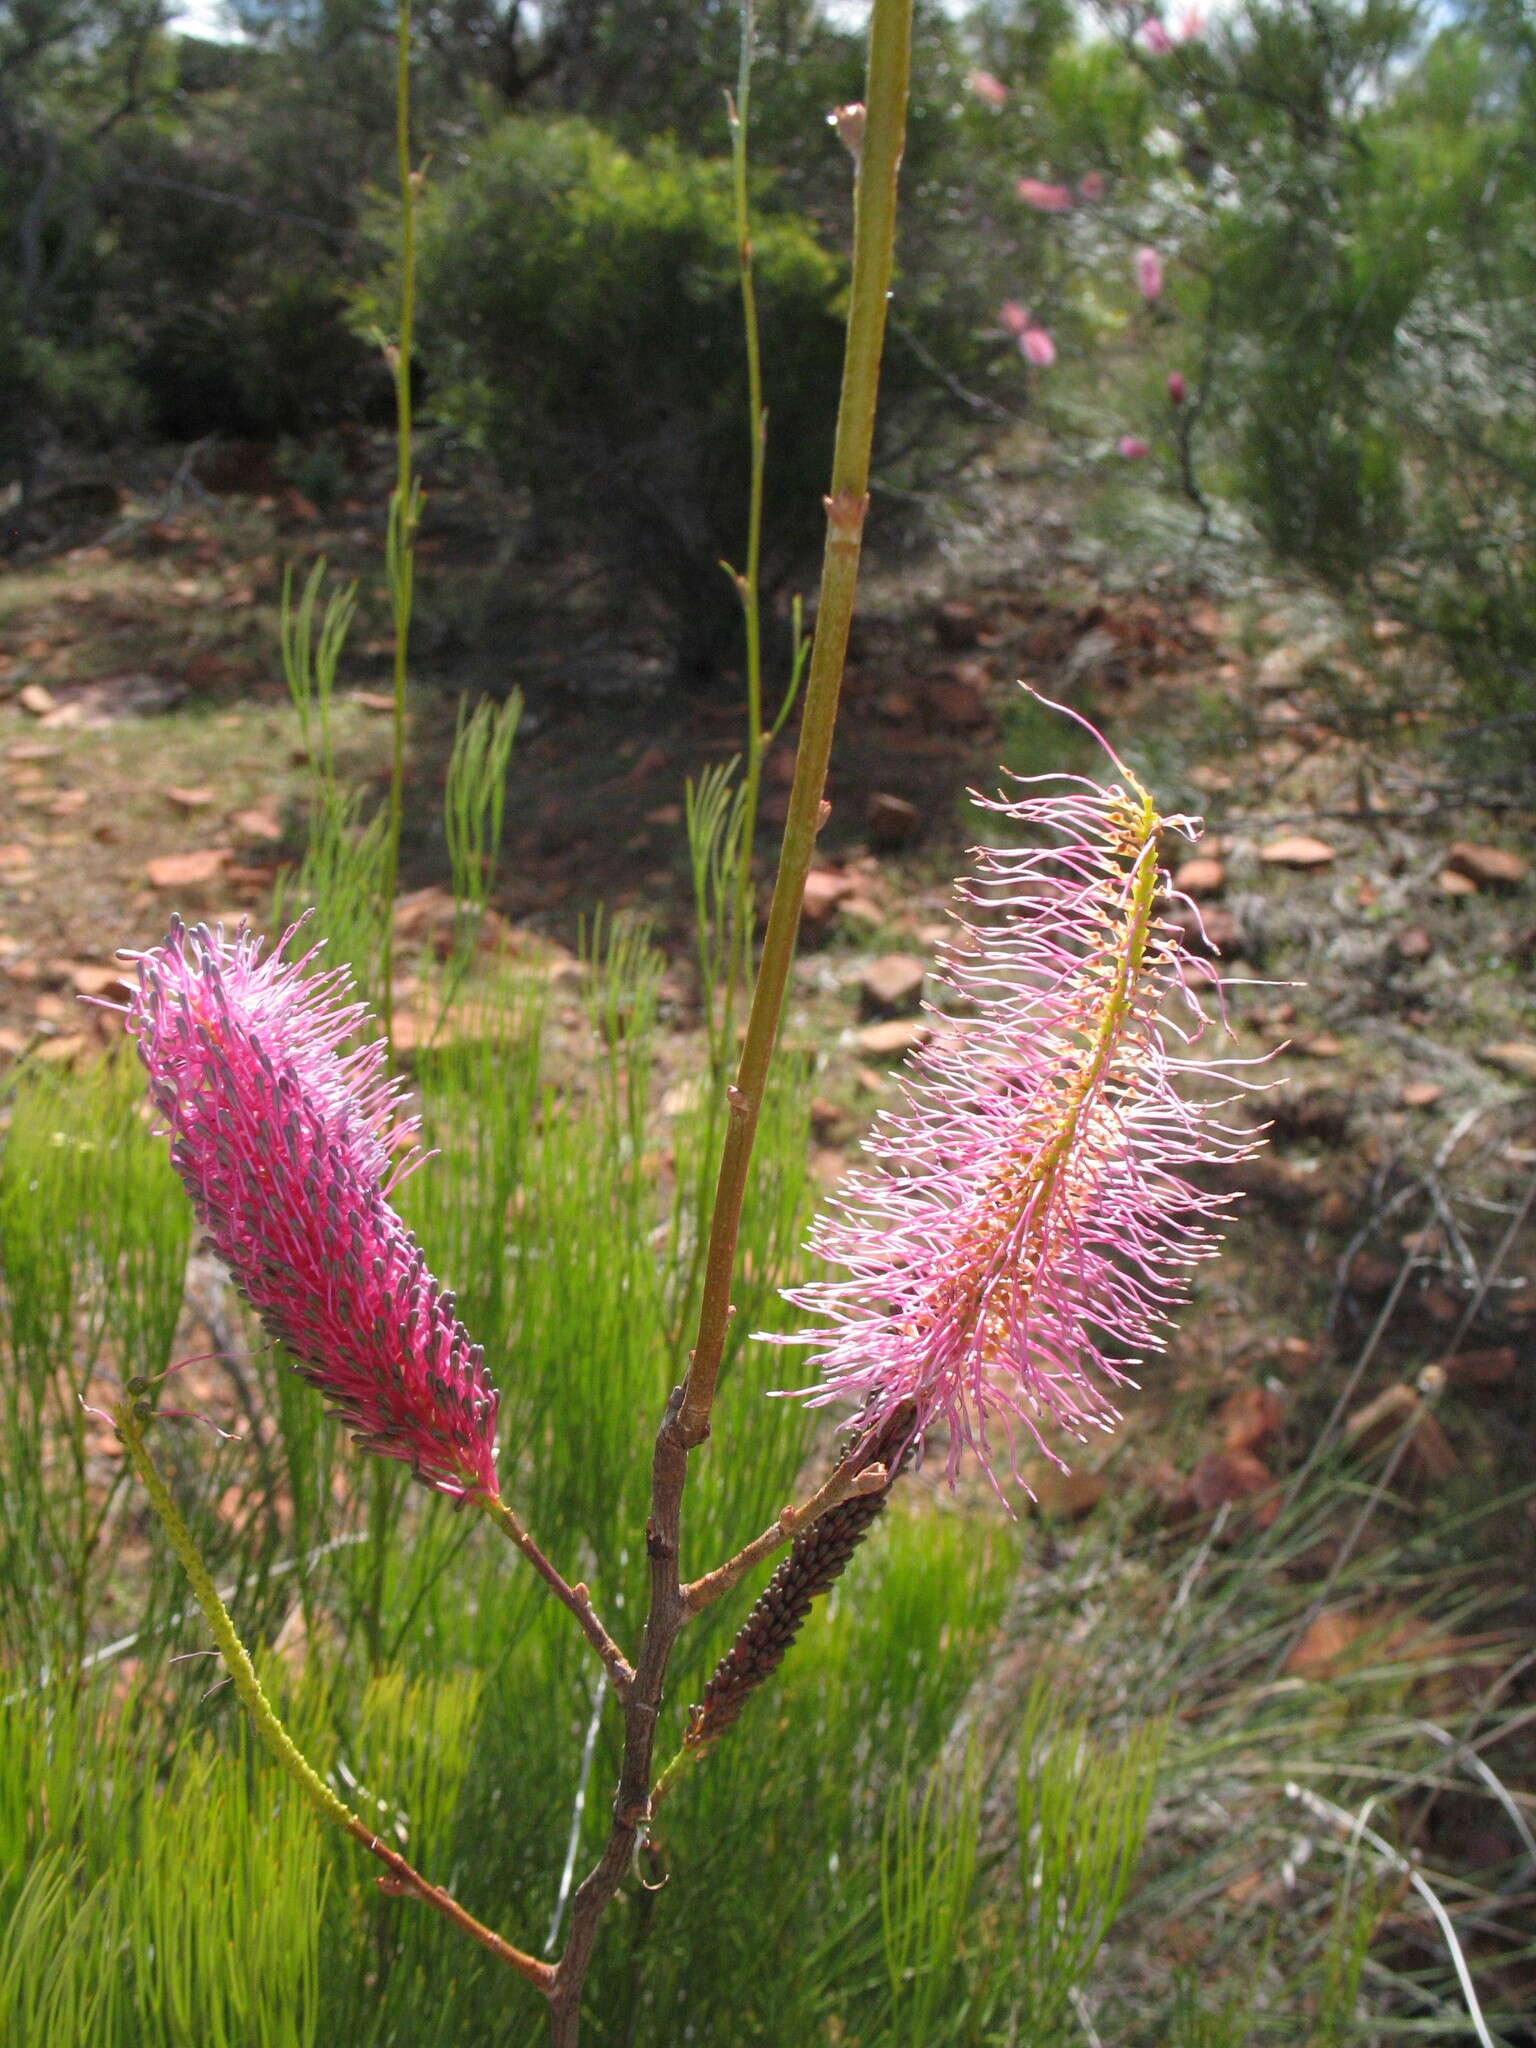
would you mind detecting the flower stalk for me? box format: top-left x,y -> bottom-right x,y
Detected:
114,1394 -> 554,1995
678,0 -> 912,1453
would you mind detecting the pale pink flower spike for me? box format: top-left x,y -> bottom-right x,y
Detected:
967,68 -> 1008,109
124,917 -> 501,1500
1135,245 -> 1165,303
770,697 -> 1258,1493
1016,177 -> 1074,213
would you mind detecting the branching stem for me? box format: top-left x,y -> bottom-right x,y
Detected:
681,1455 -> 889,1613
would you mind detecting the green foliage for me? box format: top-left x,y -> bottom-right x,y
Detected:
880,1749 -> 983,2043
1072,0 -> 1536,744
409,116 -> 849,679
1009,1683 -> 1164,2039
0,1057 -> 191,1674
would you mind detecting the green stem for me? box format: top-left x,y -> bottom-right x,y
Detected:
678,0 -> 912,1448
379,0 -> 419,1052
726,0 -> 766,1049
116,1397 -> 554,1997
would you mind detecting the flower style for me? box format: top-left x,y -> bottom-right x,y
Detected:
124,918 -> 500,1500
771,698 -> 1258,1489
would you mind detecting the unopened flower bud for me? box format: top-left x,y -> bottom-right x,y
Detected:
828,103 -> 866,165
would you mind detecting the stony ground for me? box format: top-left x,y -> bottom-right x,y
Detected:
3,431 -> 1534,1539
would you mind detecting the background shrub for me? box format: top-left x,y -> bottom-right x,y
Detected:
411,117 -> 852,682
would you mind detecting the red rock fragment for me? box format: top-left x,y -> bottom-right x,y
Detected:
866,792 -> 921,850
1218,1384 -> 1285,1454
1260,834 -> 1335,869
1343,1384 -> 1458,1482
1439,1347 -> 1515,1388
1444,842 -> 1528,889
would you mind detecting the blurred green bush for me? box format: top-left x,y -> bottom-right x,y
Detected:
410,117 -> 850,682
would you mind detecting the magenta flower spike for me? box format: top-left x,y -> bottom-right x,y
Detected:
770,697 -> 1258,1491
1118,434 -> 1152,459
1167,370 -> 1188,405
999,299 -> 1031,338
1137,17 -> 1174,55
124,917 -> 501,1501
967,68 -> 1008,109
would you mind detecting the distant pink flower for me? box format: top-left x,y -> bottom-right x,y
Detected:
1119,435 -> 1151,458
1135,246 -> 1165,302
828,102 -> 866,164
1137,18 -> 1174,54
1167,370 -> 1187,404
1078,171 -> 1107,202
999,299 -> 1032,337
1172,5 -> 1205,42
769,700 -> 1257,1489
967,68 -> 1008,109
1016,177 -> 1074,213
1020,326 -> 1056,367
124,918 -> 501,1500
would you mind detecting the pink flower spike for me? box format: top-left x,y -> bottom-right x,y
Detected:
124,918 -> 501,1501
764,695 -> 1261,1493
1119,435 -> 1151,459
999,299 -> 1032,338
1016,177 -> 1074,213
1137,18 -> 1174,54
967,68 -> 1008,109
1078,171 -> 1107,202
1173,5 -> 1205,42
1020,326 -> 1057,368
1167,370 -> 1187,405
1135,246 -> 1165,302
